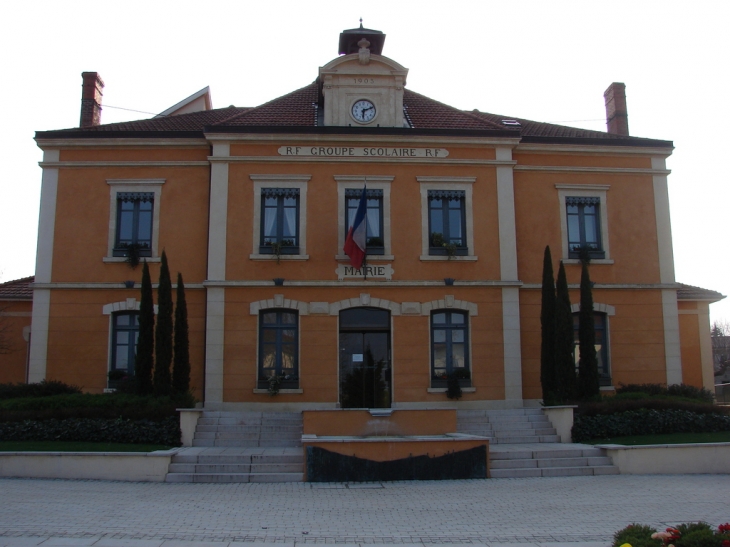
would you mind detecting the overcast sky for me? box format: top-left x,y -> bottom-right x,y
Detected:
1,0 -> 729,322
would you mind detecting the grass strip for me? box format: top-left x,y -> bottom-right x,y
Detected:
589,431 -> 730,445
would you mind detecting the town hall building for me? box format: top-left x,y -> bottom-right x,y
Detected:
16,24 -> 722,414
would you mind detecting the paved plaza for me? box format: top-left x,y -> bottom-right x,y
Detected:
0,475 -> 728,547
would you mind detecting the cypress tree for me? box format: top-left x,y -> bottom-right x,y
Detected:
540,246 -> 557,404
554,261 -> 577,402
172,272 -> 191,395
154,250 -> 173,396
577,260 -> 600,400
135,261 -> 154,395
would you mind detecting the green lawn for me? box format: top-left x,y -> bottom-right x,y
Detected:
0,441 -> 175,452
588,431 -> 730,445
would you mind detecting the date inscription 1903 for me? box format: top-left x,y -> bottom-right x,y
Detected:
353,78 -> 375,84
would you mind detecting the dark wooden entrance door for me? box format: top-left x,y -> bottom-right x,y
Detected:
339,308 -> 391,409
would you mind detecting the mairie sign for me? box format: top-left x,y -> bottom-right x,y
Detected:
278,146 -> 449,158
336,263 -> 393,280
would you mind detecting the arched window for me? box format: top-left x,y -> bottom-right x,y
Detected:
572,312 -> 611,386
111,312 -> 139,375
258,309 -> 299,389
431,310 -> 470,387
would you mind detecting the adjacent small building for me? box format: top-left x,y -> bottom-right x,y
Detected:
22,25 -> 723,411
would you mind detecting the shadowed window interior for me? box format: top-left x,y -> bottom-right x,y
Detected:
345,188 -> 384,254
431,310 -> 470,387
260,188 -> 300,255
428,190 -> 467,256
573,311 -> 611,386
259,309 -> 299,389
113,192 -> 153,257
111,312 -> 139,375
566,196 -> 604,259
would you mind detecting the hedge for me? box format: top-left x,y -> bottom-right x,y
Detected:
0,416 -> 180,445
572,408 -> 730,442
577,397 -> 728,418
0,380 -> 81,400
615,383 -> 714,403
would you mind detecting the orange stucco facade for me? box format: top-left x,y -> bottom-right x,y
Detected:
24,31 -> 722,414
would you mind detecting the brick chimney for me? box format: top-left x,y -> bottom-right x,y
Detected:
603,82 -> 629,136
80,72 -> 104,128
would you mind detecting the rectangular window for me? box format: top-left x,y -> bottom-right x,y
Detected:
345,188 -> 384,255
431,310 -> 470,387
259,188 -> 300,255
566,197 -> 604,259
258,310 -> 299,389
573,312 -> 611,386
428,190 -> 467,256
113,192 -> 154,258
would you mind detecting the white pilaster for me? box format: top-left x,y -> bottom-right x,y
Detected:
502,287 -> 523,404
652,155 -> 681,384
204,287 -> 226,405
205,143 -> 230,406
496,146 -> 523,404
496,147 -> 518,280
662,289 -> 682,385
28,149 -> 59,383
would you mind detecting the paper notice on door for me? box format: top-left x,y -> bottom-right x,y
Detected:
352,354 -> 364,362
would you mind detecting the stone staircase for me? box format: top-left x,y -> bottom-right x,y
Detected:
165,411 -> 304,483
489,446 -> 619,478
457,408 -> 560,443
457,408 -> 619,478
192,411 -> 302,447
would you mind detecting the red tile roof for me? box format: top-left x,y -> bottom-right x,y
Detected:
0,276 -> 34,300
216,83 -> 320,126
35,82 -> 671,147
403,90 -> 507,131
677,283 -> 725,302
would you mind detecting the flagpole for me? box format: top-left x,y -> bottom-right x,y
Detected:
363,178 -> 368,281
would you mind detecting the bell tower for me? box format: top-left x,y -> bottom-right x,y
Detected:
320,23 -> 408,128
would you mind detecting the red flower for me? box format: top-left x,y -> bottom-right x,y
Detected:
719,523 -> 730,534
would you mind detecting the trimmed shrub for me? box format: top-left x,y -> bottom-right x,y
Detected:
572,408 -> 730,442
0,380 -> 82,400
0,416 -> 180,445
0,392 -> 195,423
616,383 -> 714,403
578,397 -> 727,418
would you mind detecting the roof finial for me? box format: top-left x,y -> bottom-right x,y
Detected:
359,18 -> 363,28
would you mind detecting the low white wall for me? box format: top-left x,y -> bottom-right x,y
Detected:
0,450 -> 176,482
598,443 -> 730,474
543,406 -> 576,443
179,408 -> 204,447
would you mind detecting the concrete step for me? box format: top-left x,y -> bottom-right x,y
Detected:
490,465 -> 619,479
165,472 -> 304,483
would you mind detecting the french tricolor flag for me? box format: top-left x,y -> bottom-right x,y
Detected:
343,186 -> 367,269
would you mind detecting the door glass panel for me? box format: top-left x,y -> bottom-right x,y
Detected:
339,312 -> 391,409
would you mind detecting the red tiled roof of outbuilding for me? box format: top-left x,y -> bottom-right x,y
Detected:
0,276 -> 34,300
677,283 -> 725,302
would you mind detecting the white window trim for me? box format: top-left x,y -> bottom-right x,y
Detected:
556,184 -> 612,264
335,175 -> 394,261
105,179 -> 165,262
249,175 -> 310,260
417,177 -> 476,261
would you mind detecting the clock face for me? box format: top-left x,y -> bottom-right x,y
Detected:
351,100 -> 376,123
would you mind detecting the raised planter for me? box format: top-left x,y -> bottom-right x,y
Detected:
0,449 -> 177,482
543,405 -> 576,443
596,442 -> 730,474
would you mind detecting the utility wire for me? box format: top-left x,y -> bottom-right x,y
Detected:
103,104 -> 158,115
